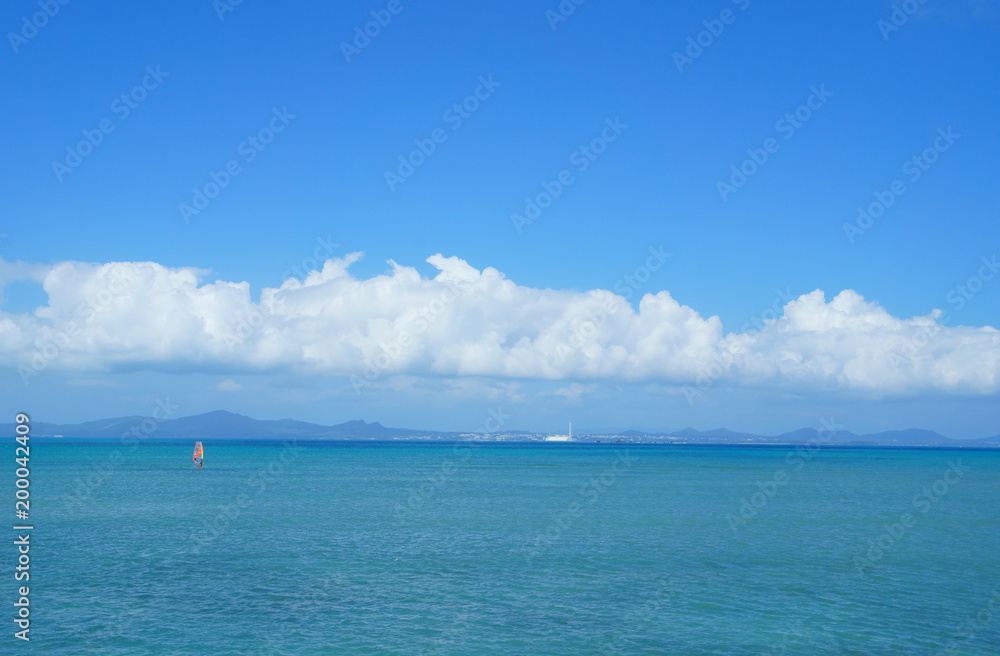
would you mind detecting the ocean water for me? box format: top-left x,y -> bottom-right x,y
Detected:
8,439 -> 1000,655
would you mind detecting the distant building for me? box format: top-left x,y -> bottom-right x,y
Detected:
544,423 -> 573,442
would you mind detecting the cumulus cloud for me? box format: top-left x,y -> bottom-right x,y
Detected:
723,290 -> 999,395
3,254 -> 998,396
0,257 -> 48,285
217,379 -> 243,391
548,383 -> 598,403
0,257 -> 50,306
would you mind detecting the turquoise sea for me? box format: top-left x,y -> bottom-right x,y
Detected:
8,439 -> 1000,655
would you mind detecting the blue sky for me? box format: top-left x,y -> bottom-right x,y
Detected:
2,0 -> 998,438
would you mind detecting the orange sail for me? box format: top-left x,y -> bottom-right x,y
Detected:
192,441 -> 204,467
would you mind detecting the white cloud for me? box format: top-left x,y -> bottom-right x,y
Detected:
0,258 -> 48,285
3,254 -> 998,397
548,383 -> 598,403
724,289 -> 999,395
217,378 -> 243,391
0,257 -> 51,307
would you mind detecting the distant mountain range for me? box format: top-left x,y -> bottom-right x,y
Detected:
4,410 -> 998,447
3,410 -> 448,441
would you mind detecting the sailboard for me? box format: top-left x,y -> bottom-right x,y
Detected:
192,441 -> 204,468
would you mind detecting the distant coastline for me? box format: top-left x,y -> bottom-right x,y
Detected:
5,410 -> 998,448
25,437 -> 1000,452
